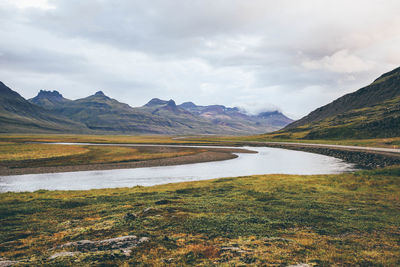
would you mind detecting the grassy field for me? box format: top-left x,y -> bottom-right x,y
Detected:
1,133 -> 400,149
0,141 -> 204,170
0,167 -> 399,266
0,134 -> 189,145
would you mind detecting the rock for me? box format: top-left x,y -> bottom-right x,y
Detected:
263,237 -> 294,243
58,235 -> 149,254
220,247 -> 248,253
163,258 -> 174,263
286,264 -> 312,267
49,251 -> 81,259
123,212 -> 137,221
61,240 -> 95,252
0,260 -> 19,267
141,207 -> 161,216
139,237 -> 150,243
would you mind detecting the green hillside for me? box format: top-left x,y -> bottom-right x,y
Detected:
0,82 -> 90,134
273,67 -> 400,139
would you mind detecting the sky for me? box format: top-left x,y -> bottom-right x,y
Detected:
0,0 -> 399,119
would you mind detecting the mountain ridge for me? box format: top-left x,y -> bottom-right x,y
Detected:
0,84 -> 294,135
0,82 -> 91,133
273,66 -> 400,139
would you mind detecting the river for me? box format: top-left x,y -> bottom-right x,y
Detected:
0,145 -> 356,192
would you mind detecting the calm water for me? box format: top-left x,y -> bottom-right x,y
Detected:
0,146 -> 356,192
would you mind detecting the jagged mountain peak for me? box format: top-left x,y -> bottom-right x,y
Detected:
144,98 -> 168,107
94,90 -> 106,96
166,99 -> 176,107
179,101 -> 197,109
35,90 -> 64,100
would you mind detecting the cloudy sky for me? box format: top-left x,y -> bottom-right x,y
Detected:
0,0 -> 399,119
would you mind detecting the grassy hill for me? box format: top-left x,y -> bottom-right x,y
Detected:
0,82 -> 90,134
272,67 -> 400,139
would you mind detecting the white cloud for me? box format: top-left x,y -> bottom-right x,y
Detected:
0,0 -> 399,118
2,0 -> 55,10
302,50 -> 374,73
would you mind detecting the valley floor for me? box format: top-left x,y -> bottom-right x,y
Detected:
0,136 -> 253,176
0,167 -> 399,266
0,134 -> 399,266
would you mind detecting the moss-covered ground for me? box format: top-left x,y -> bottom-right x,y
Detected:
1,167 -> 399,266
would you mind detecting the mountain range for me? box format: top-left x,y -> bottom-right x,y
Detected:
0,82 -> 293,135
0,82 -> 88,134
274,66 -> 400,139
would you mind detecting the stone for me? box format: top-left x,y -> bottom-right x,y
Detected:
263,237 -> 294,243
141,207 -> 161,216
0,260 -> 19,267
58,235 -> 149,254
49,252 -> 81,260
220,247 -> 248,253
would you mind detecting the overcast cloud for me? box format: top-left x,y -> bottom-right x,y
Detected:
0,0 -> 399,118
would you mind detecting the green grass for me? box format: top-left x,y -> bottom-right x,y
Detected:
1,167 -> 399,266
185,135 -> 400,149
0,141 -> 205,170
270,96 -> 400,140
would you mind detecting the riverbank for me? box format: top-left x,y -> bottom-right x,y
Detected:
248,142 -> 400,169
0,145 -> 254,176
1,166 -> 399,266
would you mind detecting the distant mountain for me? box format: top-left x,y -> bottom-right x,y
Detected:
0,82 -> 90,133
277,66 -> 400,139
0,82 -> 293,135
139,98 -> 253,134
178,101 -> 293,131
257,111 -> 294,126
30,90 -> 71,109
30,91 -> 179,134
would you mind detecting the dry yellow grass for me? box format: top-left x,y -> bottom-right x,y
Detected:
0,142 -> 89,161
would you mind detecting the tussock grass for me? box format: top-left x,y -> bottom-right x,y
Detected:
1,167 -> 399,266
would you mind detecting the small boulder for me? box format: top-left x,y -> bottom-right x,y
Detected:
141,207 -> 161,216
61,240 -> 95,252
263,237 -> 294,244
49,251 -> 81,260
58,235 -> 150,254
0,260 -> 19,267
220,247 -> 248,253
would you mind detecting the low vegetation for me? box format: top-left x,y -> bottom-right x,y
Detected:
0,141 -> 204,170
1,167 -> 399,266
186,135 -> 400,149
